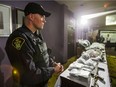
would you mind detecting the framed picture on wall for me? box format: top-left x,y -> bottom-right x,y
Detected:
100,30 -> 116,43
16,8 -> 25,28
106,14 -> 116,25
0,4 -> 12,37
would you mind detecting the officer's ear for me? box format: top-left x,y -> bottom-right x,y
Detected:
27,13 -> 35,21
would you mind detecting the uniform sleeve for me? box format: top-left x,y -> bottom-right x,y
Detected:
8,34 -> 54,85
20,50 -> 54,85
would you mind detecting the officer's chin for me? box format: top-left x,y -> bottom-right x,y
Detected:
37,27 -> 43,30
40,26 -> 44,29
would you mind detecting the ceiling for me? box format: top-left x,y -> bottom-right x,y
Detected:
55,0 -> 116,18
55,0 -> 116,29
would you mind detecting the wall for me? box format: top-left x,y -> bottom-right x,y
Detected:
0,1 -> 75,87
91,14 -> 116,42
63,5 -> 76,59
80,13 -> 116,42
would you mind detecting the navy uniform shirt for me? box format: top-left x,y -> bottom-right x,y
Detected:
5,25 -> 54,86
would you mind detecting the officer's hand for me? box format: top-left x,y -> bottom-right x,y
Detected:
54,63 -> 64,73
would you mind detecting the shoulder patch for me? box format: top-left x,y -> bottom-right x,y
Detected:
12,37 -> 25,50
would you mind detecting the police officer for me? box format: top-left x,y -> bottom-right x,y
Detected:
5,2 -> 64,87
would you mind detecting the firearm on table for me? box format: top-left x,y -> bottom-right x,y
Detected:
89,62 -> 105,87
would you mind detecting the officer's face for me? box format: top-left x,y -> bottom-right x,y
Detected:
32,14 -> 46,30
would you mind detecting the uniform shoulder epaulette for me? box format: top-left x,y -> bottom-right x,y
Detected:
12,37 -> 25,50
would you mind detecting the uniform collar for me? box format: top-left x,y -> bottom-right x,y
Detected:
21,25 -> 43,40
20,24 -> 35,37
22,24 -> 33,33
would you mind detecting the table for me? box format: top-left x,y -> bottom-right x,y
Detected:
55,53 -> 111,87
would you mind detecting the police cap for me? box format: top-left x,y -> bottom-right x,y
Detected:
24,2 -> 51,17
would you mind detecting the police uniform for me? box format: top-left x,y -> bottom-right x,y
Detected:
5,25 -> 54,87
